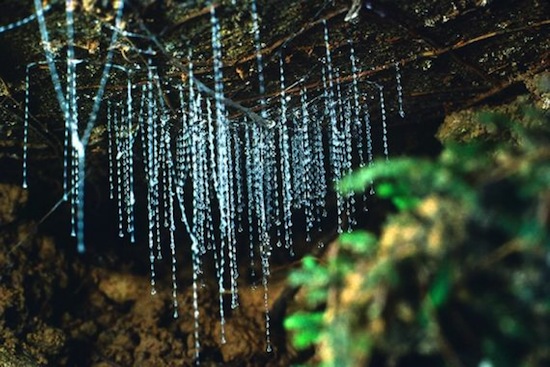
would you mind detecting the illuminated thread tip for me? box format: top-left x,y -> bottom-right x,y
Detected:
395,61 -> 405,118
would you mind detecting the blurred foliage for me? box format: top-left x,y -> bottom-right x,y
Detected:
286,99 -> 550,367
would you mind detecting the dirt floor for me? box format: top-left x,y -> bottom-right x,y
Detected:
0,183 -> 297,366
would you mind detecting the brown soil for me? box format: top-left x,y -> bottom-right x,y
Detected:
0,183 -> 294,366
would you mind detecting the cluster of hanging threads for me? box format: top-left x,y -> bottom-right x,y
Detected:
12,0 -> 409,362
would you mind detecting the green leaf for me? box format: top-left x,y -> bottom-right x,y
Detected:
302,255 -> 318,270
337,158 -> 432,195
392,195 -> 420,211
428,262 -> 452,308
376,182 -> 396,197
285,312 -> 325,349
293,329 -> 321,349
339,230 -> 377,254
306,288 -> 329,306
288,267 -> 329,289
285,312 -> 307,330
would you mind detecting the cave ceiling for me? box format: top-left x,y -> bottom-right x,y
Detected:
0,0 -> 548,184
